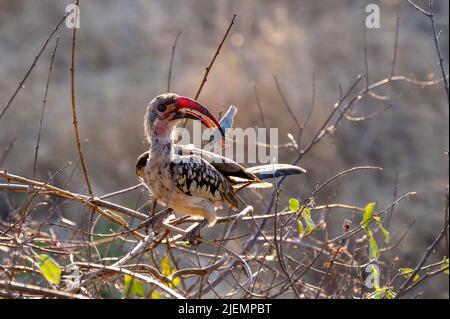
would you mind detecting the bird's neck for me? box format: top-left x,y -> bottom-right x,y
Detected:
149,131 -> 174,163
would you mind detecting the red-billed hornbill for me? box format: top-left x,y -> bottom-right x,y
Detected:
136,93 -> 306,242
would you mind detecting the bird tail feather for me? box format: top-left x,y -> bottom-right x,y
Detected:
246,164 -> 307,180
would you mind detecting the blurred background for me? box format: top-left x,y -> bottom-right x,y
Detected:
0,0 -> 448,297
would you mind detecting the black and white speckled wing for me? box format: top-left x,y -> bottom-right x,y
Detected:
169,155 -> 238,208
173,145 -> 258,181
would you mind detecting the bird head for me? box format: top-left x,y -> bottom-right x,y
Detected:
144,93 -> 224,142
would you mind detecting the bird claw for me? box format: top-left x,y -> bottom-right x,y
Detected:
140,208 -> 171,234
182,219 -> 207,246
143,216 -> 161,234
183,230 -> 200,246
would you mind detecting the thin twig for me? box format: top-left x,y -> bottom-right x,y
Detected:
0,138 -> 16,168
273,75 -> 302,133
385,171 -> 399,229
98,184 -> 144,200
167,30 -> 182,92
70,0 -> 94,197
70,262 -> 185,299
178,14 -> 236,138
407,0 -> 432,17
194,14 -> 236,99
299,67 -> 316,144
0,171 -> 147,238
0,14 -> 67,120
33,37 -> 60,180
253,83 -> 267,128
400,266 -> 449,296
390,16 -> 400,79
407,0 -> 448,102
395,227 -> 447,298
344,103 -> 393,121
0,280 -> 90,299
428,0 -> 449,102
363,22 -> 369,89
315,240 -> 345,298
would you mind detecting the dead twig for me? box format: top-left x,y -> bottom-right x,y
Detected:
0,14 -> 67,120
252,84 -> 267,128
70,0 -> 94,197
194,14 -> 236,100
395,227 -> 447,298
177,14 -> 236,141
273,75 -> 303,134
0,138 -> 16,168
0,280 -> 90,299
390,16 -> 400,79
33,37 -> 60,180
407,0 -> 449,102
167,30 -> 182,92
428,0 -> 449,102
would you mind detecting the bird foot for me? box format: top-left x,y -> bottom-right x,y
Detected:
183,219 -> 208,246
140,208 -> 172,234
183,230 -> 200,246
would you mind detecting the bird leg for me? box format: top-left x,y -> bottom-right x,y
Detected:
139,207 -> 173,234
183,218 -> 208,246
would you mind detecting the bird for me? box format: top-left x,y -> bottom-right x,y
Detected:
137,93 -> 306,243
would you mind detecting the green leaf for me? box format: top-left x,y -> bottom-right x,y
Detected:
289,198 -> 300,212
399,268 -> 420,281
151,291 -> 162,299
301,208 -> 316,234
123,274 -> 145,297
378,223 -> 390,244
172,276 -> 180,286
32,241 -> 50,247
161,256 -> 180,287
37,254 -> 62,285
368,264 -> 380,290
441,258 -> 449,275
297,219 -> 304,236
361,202 -> 376,229
161,255 -> 173,276
370,287 -> 396,299
373,216 -> 390,244
367,230 -> 379,260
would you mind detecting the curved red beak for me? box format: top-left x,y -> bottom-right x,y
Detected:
174,96 -> 225,138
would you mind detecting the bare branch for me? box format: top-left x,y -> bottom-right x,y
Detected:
70,0 -> 94,197
0,14 -> 67,120
407,0 -> 432,17
396,227 -> 447,298
167,30 -> 182,92
33,36 -> 60,180
428,0 -> 450,102
194,14 -> 236,100
0,280 -> 90,299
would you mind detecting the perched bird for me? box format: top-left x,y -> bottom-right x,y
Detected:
137,93 -> 306,242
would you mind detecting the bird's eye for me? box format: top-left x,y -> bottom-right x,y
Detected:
157,104 -> 167,112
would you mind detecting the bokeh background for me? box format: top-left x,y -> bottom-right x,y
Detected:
0,0 -> 448,297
